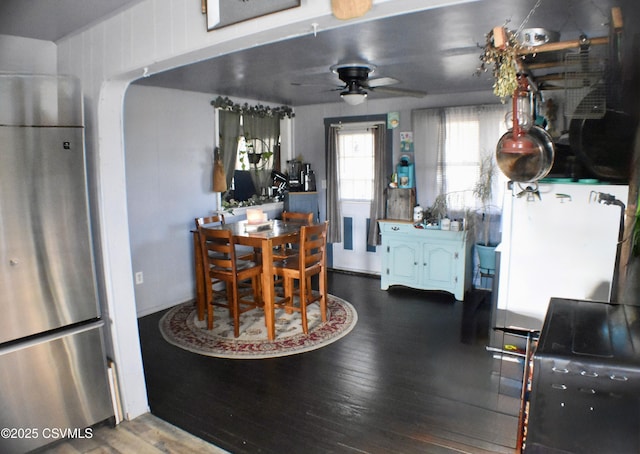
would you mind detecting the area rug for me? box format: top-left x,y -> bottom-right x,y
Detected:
159,294 -> 357,359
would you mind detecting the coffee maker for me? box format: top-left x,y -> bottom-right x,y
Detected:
302,163 -> 316,192
287,159 -> 303,192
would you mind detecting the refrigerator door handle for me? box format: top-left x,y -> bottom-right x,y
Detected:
0,319 -> 104,356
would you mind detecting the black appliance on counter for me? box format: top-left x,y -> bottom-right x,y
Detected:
287,160 -> 316,192
271,170 -> 288,200
287,159 -> 304,191
302,163 -> 316,192
525,298 -> 640,453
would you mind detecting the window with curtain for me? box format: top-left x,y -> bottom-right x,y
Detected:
337,129 -> 375,200
218,112 -> 280,201
325,117 -> 388,246
214,98 -> 293,203
412,105 -> 508,213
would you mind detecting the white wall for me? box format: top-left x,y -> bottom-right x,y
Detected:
0,35 -> 56,73
124,85 -> 295,316
124,85 -> 219,316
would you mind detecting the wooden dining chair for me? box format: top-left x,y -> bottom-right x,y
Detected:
198,226 -> 263,336
282,211 -> 314,224
273,221 -> 328,334
195,214 -> 224,227
193,214 -> 226,320
196,213 -> 255,261
273,211 -> 314,261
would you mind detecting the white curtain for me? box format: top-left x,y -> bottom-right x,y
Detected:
412,104 -> 508,212
412,109 -> 443,207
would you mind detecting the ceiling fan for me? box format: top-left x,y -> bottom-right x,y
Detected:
329,62 -> 427,105
292,62 -> 426,105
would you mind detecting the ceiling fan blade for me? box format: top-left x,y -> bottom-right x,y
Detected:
291,81 -> 347,93
291,81 -> 335,87
366,76 -> 399,87
370,86 -> 426,98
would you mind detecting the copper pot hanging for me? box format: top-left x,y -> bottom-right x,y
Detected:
496,74 -> 554,182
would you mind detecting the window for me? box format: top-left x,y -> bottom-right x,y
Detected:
235,135 -> 248,170
337,129 -> 375,200
439,116 -> 481,209
224,113 -> 280,200
413,105 -> 508,213
234,134 -> 274,171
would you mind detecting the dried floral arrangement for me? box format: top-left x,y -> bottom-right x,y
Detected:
476,27 -> 524,101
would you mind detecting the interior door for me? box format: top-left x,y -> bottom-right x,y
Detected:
328,120 -> 387,275
332,200 -> 380,274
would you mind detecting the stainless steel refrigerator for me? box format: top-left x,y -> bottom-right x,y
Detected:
0,74 -> 113,453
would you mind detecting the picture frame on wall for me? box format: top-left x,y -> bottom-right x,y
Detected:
400,131 -> 414,154
205,0 -> 301,31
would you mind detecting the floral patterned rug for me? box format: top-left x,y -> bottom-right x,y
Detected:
159,294 -> 357,359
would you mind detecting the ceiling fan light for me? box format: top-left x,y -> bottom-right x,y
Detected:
341,92 -> 367,105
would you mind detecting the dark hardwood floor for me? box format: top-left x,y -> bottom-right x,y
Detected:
138,272 -> 519,453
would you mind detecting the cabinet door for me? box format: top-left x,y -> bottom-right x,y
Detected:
422,243 -> 457,289
385,239 -> 420,285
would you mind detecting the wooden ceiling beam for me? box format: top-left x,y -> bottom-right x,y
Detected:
517,35 -> 608,55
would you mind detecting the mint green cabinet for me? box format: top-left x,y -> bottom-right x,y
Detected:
379,220 -> 472,301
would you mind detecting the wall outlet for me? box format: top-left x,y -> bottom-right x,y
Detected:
135,271 -> 143,285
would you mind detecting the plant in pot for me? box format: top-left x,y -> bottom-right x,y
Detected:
472,152 -> 500,275
424,194 -> 448,228
239,136 -> 274,195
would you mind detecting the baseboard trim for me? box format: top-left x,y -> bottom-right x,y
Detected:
328,268 -> 380,280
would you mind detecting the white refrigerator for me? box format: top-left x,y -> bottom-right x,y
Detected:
495,181 -> 628,332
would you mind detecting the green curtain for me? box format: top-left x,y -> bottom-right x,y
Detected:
218,110 -> 242,189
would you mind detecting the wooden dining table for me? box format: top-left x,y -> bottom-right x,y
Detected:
193,219 -> 306,340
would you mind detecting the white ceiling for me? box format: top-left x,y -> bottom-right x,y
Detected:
1,0 -> 638,107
